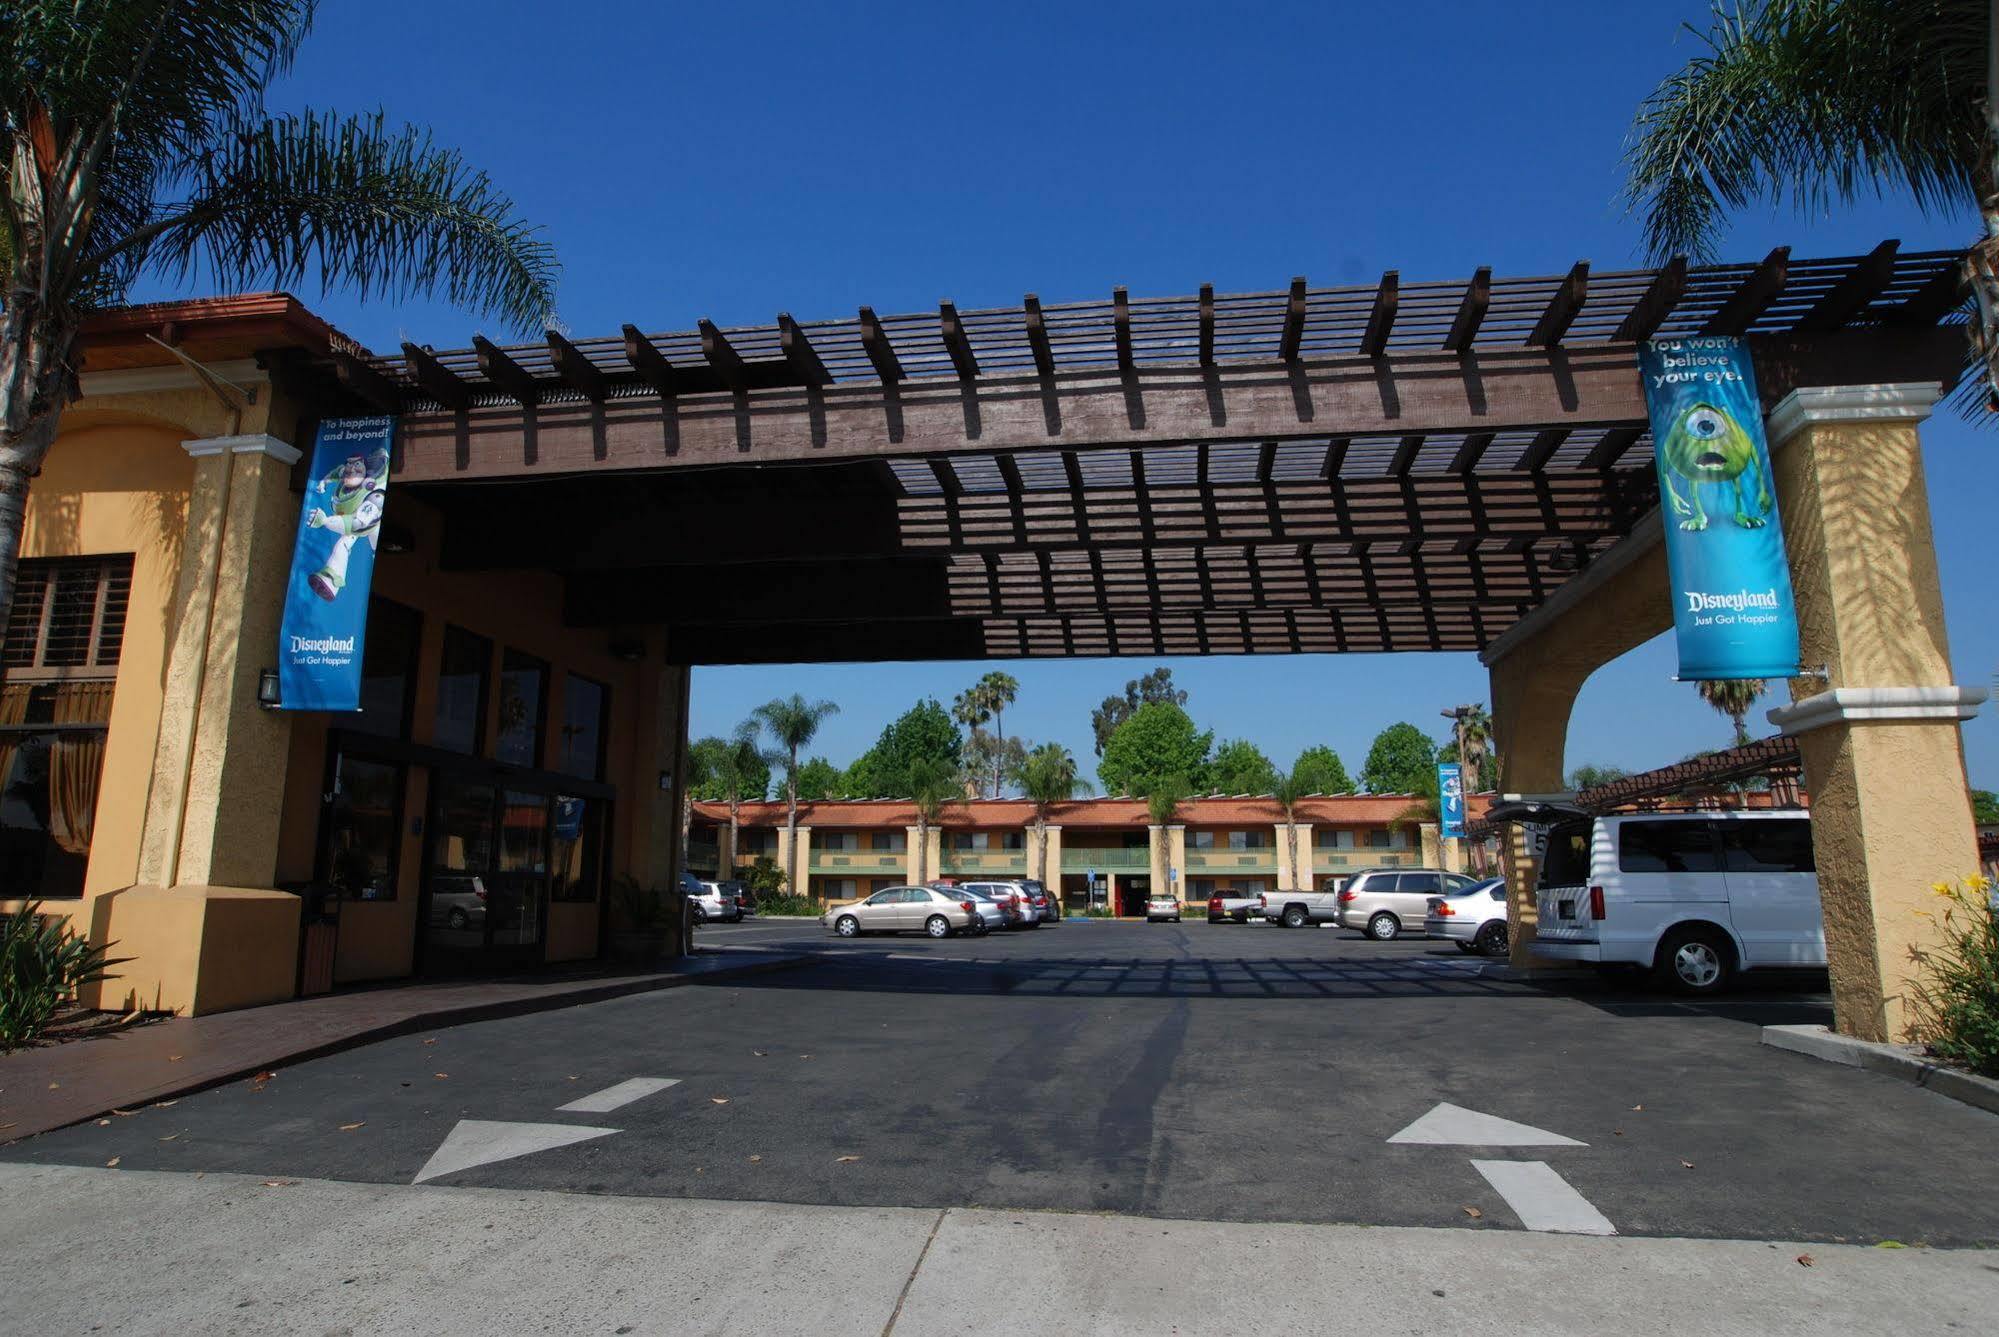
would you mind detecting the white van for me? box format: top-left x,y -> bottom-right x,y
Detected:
1530,810 -> 1822,994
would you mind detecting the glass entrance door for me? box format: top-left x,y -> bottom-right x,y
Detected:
421,772 -> 548,972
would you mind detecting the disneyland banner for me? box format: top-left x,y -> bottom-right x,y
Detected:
1637,336 -> 1801,682
276,417 -> 395,711
1437,762 -> 1465,839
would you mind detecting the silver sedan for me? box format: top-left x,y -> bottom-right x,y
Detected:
822,886 -> 980,938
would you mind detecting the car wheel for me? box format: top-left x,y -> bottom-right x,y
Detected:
1368,912 -> 1400,941
1281,905 -> 1308,929
835,915 -> 859,938
926,915 -> 951,939
446,907 -> 468,930
1476,921 -> 1510,959
1656,926 -> 1733,995
1454,940 -> 1478,954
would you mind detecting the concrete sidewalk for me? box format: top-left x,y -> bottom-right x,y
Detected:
2,1163 -> 1992,1336
0,948 -> 808,1142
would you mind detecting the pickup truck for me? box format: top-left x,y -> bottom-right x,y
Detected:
1257,887 -> 1341,929
1205,891 -> 1265,923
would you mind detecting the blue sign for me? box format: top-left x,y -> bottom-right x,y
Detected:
1437,762 -> 1465,839
1637,337 -> 1801,681
554,797 -> 585,841
276,417 -> 395,711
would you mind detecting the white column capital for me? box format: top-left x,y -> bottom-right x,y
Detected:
1766,383 -> 1942,447
1767,686 -> 1987,736
181,433 -> 301,464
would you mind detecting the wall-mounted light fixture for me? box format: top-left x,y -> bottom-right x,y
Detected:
257,668 -> 282,709
611,638 -> 646,663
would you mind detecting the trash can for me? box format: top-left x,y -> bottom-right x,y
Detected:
294,883 -> 342,996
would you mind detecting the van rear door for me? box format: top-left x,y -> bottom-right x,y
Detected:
1534,819 -> 1597,943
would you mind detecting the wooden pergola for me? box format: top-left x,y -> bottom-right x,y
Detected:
274,243 -> 1967,664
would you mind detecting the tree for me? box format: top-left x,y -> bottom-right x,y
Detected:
1,4 -> 559,639
1568,763 -> 1633,791
706,725 -> 769,877
1014,742 -> 1088,888
1970,788 -> 1998,825
1290,745 -> 1352,795
1439,704 -> 1497,792
1206,738 -> 1280,795
1624,1 -> 1996,405
1361,723 -> 1438,796
905,757 -> 958,885
843,699 -> 962,798
952,671 -> 1021,797
681,737 -> 719,862
752,694 -> 839,898
1696,678 -> 1767,747
794,756 -> 841,801
1143,774 -> 1190,828
962,729 -> 1026,800
1098,702 -> 1212,798
1090,667 -> 1188,756
1269,766 -> 1312,890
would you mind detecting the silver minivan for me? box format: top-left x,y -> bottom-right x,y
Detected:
1336,868 -> 1479,940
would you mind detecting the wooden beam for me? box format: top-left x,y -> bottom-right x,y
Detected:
1279,276 -> 1308,362
1612,256 -> 1687,342
1526,262 -> 1589,346
401,342 -> 471,411
1889,263 -> 1968,326
858,306 -> 904,383
1448,431 -> 1494,474
778,313 -> 833,386
1360,270 -> 1399,356
1444,267 -> 1492,351
1578,426 -> 1643,470
622,324 -> 680,397
699,318 -> 750,390
1113,286 -> 1135,372
1198,283 -> 1216,366
1517,428 -> 1570,472
332,351 -> 402,413
546,330 -> 607,402
1796,239 -> 1898,332
1387,434 -> 1423,475
1023,294 -> 1056,378
1702,246 -> 1790,335
939,300 -> 979,380
474,336 -> 540,404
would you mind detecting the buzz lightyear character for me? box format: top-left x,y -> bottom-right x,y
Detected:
305,447 -> 389,602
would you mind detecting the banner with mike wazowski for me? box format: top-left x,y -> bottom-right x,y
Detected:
276,417 -> 394,711
1637,336 -> 1800,681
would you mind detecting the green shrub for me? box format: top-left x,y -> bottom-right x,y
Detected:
1,902 -> 121,1051
753,894 -> 820,917
1907,876 -> 1999,1077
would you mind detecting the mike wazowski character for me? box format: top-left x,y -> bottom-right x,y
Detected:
1659,401 -> 1770,532
304,447 -> 389,602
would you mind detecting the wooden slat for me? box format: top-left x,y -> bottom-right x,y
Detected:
1360,270 -> 1399,356
622,324 -> 680,397
1387,434 -> 1423,475
1795,239 -> 1898,332
1612,256 -> 1687,342
332,351 -> 402,412
1701,246 -> 1790,335
1113,286 -> 1135,372
1023,294 -> 1056,378
1578,426 -> 1643,470
778,313 -> 833,386
546,330 -> 607,402
401,341 -> 471,411
699,319 -> 750,389
1526,262 -> 1589,346
939,300 -> 979,379
858,306 -> 904,382
1279,276 -> 1308,362
1517,428 -> 1570,472
1889,263 -> 1968,325
1444,267 -> 1492,351
1198,283 -> 1216,365
1448,431 -> 1494,474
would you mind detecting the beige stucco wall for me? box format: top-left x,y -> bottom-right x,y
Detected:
1273,822 -> 1313,888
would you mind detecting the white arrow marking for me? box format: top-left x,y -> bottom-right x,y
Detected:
413,1119 -> 617,1184
557,1077 -> 680,1113
1387,1102 -> 1586,1147
1472,1160 -> 1617,1235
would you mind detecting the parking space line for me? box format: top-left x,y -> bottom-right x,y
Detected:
557,1077 -> 681,1113
1471,1160 -> 1616,1235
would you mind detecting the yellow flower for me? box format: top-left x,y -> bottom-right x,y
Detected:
1967,873 -> 1992,893
1931,882 -> 1955,897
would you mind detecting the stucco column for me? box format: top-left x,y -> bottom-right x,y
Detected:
1441,835 -> 1463,875
905,825 -> 942,885
634,657 -> 690,891
1419,822 -> 1442,870
1274,822 -> 1313,888
784,825 -> 813,897
1030,824 -> 1064,900
1765,384 -> 1985,1043
1147,825 -> 1167,913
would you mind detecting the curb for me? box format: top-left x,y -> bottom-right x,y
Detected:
15,953 -> 813,1142
1762,1024 -> 1999,1116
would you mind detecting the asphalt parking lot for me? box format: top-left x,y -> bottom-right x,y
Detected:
8,916 -> 1997,1246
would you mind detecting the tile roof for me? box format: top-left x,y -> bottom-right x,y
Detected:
691,792 -> 1491,830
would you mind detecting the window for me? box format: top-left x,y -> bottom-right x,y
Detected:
1228,830 -> 1267,850
1000,831 -> 1024,851
953,832 -> 986,851
1720,820 -> 1815,874
558,674 -> 609,780
1315,829 -> 1356,849
1188,831 -> 1216,849
1619,820 -> 1722,874
352,599 -> 421,739
0,679 -> 116,899
1398,873 -> 1442,895
871,831 -> 905,852
321,752 -> 403,900
740,828 -> 774,853
1540,820 -> 1593,887
1367,830 -> 1392,849
818,832 -> 859,852
2,556 -> 132,674
495,649 -> 548,767
822,879 -> 856,898
433,626 -> 492,755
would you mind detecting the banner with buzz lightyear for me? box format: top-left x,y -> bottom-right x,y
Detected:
1637,337 -> 1801,682
276,417 -> 395,711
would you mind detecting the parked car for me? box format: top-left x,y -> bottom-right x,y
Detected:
1206,891 -> 1263,923
687,879 -> 744,924
1258,885 -> 1342,929
955,887 -> 1004,934
1530,810 -> 1822,995
963,880 -> 1041,928
716,879 -> 755,916
1021,879 -> 1059,924
1145,893 -> 1182,922
1334,868 -> 1480,940
822,885 -> 981,938
430,874 -> 487,930
1424,877 -> 1509,956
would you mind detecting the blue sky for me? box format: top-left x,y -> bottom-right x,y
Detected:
168,0 -> 1997,788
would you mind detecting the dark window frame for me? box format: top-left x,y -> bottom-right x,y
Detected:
433,624 -> 495,757
558,672 -> 610,781
496,647 -> 551,768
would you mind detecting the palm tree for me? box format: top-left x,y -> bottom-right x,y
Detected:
1,4 -> 558,637
1269,767 -> 1311,890
951,671 -> 1022,797
979,671 -> 1019,795
1440,703 -> 1496,792
1015,742 -> 1087,888
1624,2 -> 1992,402
905,756 -> 957,885
1697,678 -> 1768,747
752,694 -> 839,895
715,724 -> 767,876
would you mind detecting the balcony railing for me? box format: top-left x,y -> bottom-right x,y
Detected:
810,852 -> 908,873
1313,849 -> 1417,870
940,850 -> 1027,874
1060,847 -> 1152,871
1183,849 -> 1275,871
